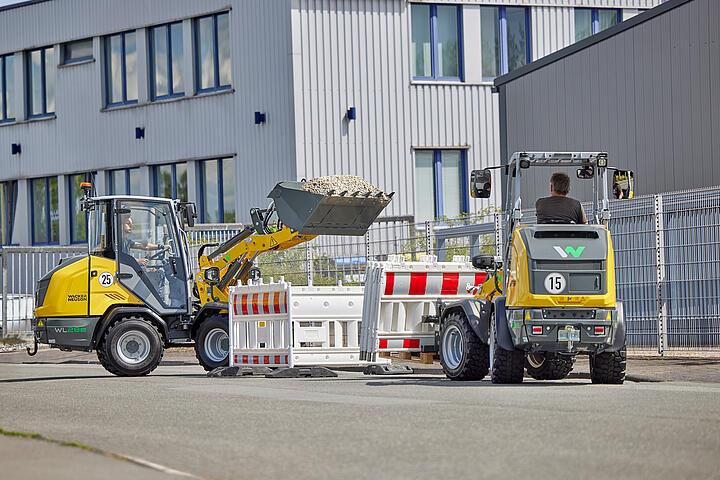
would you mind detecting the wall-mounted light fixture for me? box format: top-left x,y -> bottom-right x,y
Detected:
135,127 -> 145,139
11,143 -> 21,155
254,112 -> 266,125
347,106 -> 357,121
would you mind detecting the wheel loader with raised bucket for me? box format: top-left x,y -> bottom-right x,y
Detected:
436,152 -> 634,384
30,178 -> 392,376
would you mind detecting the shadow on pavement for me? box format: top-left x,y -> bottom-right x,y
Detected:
0,373 -> 207,384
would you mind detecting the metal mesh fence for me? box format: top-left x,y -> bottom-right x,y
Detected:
3,188 -> 720,352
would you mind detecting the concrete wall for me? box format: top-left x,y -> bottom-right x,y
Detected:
497,0 -> 717,203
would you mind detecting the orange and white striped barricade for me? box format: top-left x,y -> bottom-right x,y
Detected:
229,280 -> 293,368
230,280 -> 388,368
360,255 -> 487,362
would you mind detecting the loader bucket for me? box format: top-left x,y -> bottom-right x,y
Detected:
268,181 -> 392,235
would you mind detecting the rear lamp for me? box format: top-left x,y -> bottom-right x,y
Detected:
594,326 -> 606,335
597,154 -> 608,167
531,326 -> 543,335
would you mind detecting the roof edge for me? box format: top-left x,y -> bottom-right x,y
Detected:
494,0 -> 693,88
0,0 -> 52,14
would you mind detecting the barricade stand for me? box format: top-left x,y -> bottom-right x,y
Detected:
229,279 -> 389,369
360,255 -> 487,363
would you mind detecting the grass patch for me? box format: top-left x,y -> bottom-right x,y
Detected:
0,427 -> 125,459
0,336 -> 29,346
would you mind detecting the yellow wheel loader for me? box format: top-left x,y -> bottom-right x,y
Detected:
436,152 -> 634,384
31,180 -> 391,376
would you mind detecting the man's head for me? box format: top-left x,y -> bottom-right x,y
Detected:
121,215 -> 134,234
550,172 -> 571,196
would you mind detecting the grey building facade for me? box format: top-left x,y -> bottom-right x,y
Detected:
494,0 -> 716,202
0,0 -> 658,246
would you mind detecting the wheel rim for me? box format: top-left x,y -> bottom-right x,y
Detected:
442,324 -> 464,370
204,328 -> 229,363
527,353 -> 545,369
116,330 -> 151,365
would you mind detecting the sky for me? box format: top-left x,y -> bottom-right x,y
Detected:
0,0 -> 29,6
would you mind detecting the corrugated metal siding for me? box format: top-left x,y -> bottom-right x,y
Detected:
0,0 -> 295,234
409,0 -> 661,7
500,0 -> 719,202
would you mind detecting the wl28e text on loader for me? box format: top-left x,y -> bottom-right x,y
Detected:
30,181 -> 392,376
435,152 -> 634,384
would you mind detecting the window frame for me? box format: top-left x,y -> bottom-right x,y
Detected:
62,38 -> 94,65
149,22 -> 184,101
481,6 -> 532,82
26,46 -> 55,118
415,149 -> 469,220
152,162 -> 187,200
108,167 -> 140,195
0,180 -> 17,245
194,12 -> 232,93
411,4 -> 464,82
104,30 -> 138,107
68,172 -> 93,244
199,158 -> 235,224
30,176 -> 59,246
575,8 -> 622,41
0,54 -> 14,123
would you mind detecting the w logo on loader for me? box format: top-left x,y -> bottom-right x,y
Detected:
553,245 -> 585,258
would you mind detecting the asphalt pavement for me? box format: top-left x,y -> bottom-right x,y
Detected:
1,362 -> 719,480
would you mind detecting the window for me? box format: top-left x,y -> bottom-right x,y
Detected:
200,158 -> 235,223
150,23 -> 184,100
480,6 -> 531,80
105,31 -> 138,106
153,163 -> 187,200
62,38 -> 93,64
414,149 -> 467,221
69,173 -> 94,244
0,54 -> 14,122
0,181 -> 17,245
27,46 -> 56,117
411,4 -> 462,80
195,12 -> 231,92
108,168 -> 143,195
31,176 -> 59,245
575,9 -> 621,42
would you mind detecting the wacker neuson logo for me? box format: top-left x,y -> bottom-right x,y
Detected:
553,245 -> 586,258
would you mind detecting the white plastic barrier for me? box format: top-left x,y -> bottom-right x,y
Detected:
229,279 -> 387,368
360,255 -> 487,362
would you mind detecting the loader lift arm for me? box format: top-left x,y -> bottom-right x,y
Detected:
194,180 -> 393,306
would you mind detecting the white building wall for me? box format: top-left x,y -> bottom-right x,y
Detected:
290,0 -> 660,219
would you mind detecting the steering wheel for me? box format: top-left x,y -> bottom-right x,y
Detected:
147,247 -> 167,261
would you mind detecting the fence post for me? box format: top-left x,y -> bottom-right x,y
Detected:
305,243 -> 313,287
1,251 -> 7,339
654,194 -> 667,356
424,221 -> 432,256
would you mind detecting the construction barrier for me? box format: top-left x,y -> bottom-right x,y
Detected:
360,255 -> 487,362
229,279 -> 386,368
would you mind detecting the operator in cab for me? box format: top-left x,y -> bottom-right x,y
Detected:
536,172 -> 587,224
120,215 -> 165,265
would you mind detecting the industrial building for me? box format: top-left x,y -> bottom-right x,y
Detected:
494,0 -> 716,201
0,0 -> 658,246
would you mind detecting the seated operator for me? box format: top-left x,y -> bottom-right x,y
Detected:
535,172 -> 587,224
120,215 -> 165,265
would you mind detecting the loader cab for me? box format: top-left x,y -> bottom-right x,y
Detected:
87,196 -> 192,317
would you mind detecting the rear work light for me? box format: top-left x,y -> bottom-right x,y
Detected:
594,326 -> 606,335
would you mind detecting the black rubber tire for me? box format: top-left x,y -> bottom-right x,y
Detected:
439,312 -> 489,381
195,315 -> 230,372
590,347 -> 626,384
96,317 -> 164,377
525,353 -> 575,380
491,320 -> 525,384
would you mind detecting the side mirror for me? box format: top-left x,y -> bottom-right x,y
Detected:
576,165 -> 595,179
470,169 -> 492,199
181,202 -> 197,228
613,170 -> 635,199
471,254 -> 495,270
204,267 -> 220,286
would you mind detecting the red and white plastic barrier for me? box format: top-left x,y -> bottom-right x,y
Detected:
229,279 -> 387,368
360,255 -> 487,361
